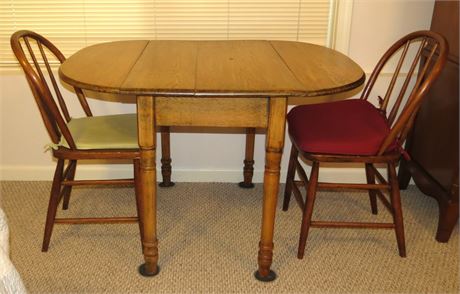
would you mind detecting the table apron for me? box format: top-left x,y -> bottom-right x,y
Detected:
154,97 -> 268,128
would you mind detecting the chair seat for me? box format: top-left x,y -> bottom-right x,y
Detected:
287,99 -> 393,156
59,114 -> 138,150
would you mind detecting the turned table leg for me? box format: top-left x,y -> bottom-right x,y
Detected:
255,97 -> 287,282
160,126 -> 175,187
239,128 -> 256,188
137,95 -> 160,277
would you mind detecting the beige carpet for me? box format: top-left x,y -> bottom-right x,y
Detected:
0,181 -> 458,293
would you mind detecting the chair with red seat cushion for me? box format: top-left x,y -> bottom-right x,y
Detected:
282,30 -> 448,259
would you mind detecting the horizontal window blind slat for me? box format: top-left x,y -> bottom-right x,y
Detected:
1,0 -> 333,66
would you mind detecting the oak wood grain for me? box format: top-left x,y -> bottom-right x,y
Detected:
59,40 -> 365,98
59,41 -> 148,93
122,41 -> 198,95
155,97 -> 268,128
270,41 -> 365,97
194,40 -> 304,96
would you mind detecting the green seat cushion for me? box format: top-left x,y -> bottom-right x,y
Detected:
59,114 -> 138,150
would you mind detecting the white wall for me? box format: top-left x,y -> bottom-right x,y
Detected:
0,0 -> 435,182
349,0 -> 436,72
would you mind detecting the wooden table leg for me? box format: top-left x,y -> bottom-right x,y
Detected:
255,97 -> 287,282
239,127 -> 256,188
160,126 -> 175,187
137,95 -> 160,277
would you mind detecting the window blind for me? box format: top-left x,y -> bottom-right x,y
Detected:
0,0 -> 333,67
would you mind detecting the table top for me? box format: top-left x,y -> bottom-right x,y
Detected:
59,40 -> 365,98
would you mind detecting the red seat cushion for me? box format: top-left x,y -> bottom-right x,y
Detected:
287,99 -> 393,156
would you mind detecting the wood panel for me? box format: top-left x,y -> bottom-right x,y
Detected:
270,40 -> 365,96
411,60 -> 459,190
59,41 -> 148,93
194,40 -> 304,96
155,97 -> 268,128
430,0 -> 459,62
122,41 -> 198,95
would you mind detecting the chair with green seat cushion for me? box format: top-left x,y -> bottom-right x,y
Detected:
11,30 -> 143,252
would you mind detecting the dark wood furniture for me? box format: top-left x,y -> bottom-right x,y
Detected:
58,39 -> 364,280
398,1 -> 459,242
283,31 -> 448,258
10,30 -> 142,252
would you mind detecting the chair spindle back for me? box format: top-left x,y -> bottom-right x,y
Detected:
359,30 -> 448,155
10,30 -> 93,149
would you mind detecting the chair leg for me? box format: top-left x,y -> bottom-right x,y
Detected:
298,161 -> 320,259
365,163 -> 378,215
159,127 -> 175,187
62,160 -> 77,210
133,159 -> 145,247
42,159 -> 65,252
282,144 -> 298,211
388,162 -> 406,257
239,128 -> 256,188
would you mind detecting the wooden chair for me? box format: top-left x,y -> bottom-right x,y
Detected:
10,30 -> 143,252
282,30 -> 448,259
159,127 -> 257,188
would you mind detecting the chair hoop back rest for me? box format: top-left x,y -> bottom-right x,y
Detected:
359,30 -> 448,155
10,30 -> 87,148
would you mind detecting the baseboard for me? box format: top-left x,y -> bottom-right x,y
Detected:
0,165 -> 134,181
0,164 -> 386,183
